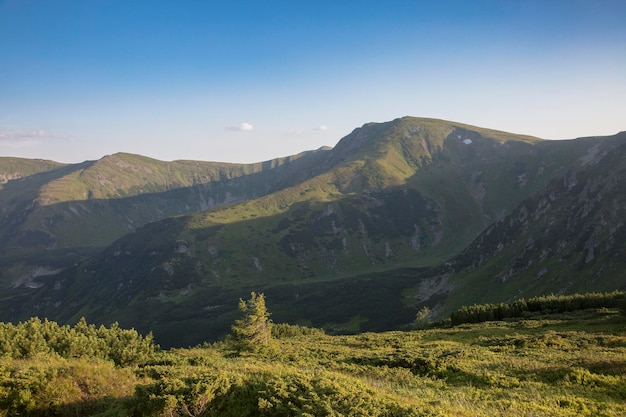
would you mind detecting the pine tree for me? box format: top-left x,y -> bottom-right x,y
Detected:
230,292 -> 272,353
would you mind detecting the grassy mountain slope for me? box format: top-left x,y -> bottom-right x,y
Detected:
0,149 -> 330,295
0,150 -> 331,249
0,157 -> 65,188
416,132 -> 626,317
1,117 -> 624,347
86,118 -> 555,289
105,118 -> 613,283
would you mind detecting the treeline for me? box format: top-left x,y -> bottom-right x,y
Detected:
0,317 -> 157,366
450,291 -> 625,326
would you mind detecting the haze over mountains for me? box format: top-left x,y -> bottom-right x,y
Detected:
1,117 -> 624,347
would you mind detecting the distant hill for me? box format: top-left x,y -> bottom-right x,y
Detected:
0,157 -> 65,187
0,150 -> 330,250
1,117 -> 624,347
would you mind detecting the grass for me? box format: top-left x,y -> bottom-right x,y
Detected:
1,308 -> 625,416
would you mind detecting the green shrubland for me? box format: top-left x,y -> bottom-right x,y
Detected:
0,317 -> 157,366
450,291 -> 625,325
0,292 -> 625,416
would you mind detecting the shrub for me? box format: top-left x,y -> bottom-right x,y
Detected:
271,323 -> 325,339
450,291 -> 624,325
0,317 -> 158,366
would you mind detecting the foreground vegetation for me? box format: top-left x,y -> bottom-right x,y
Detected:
1,293 -> 625,416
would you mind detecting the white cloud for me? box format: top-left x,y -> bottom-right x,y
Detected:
226,122 -> 254,131
0,129 -> 50,141
313,125 -> 328,131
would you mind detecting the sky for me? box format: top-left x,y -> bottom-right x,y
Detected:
1,0 -> 625,164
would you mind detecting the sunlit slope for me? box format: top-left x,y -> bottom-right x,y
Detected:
0,149 -> 330,304
82,117 -> 558,292
0,149 -> 330,250
0,157 -> 65,188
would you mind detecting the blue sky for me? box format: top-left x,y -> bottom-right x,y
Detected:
1,0 -> 625,163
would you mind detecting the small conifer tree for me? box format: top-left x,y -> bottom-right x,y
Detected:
414,306 -> 431,328
230,292 -> 272,353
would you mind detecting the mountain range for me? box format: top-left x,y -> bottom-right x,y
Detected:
1,117 -> 624,347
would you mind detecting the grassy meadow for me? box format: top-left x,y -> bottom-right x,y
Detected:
0,294 -> 625,416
